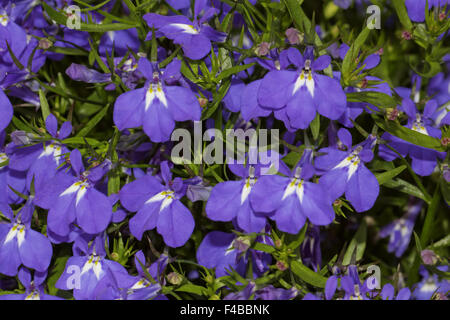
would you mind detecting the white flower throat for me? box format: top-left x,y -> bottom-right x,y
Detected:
333,146 -> 363,180
411,114 -> 428,135
145,190 -> 175,212
145,75 -> 168,110
4,222 -> 26,247
240,166 -> 257,204
293,59 -> 314,97
282,167 -> 305,203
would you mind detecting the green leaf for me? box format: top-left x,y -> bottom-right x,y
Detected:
175,284 -> 207,296
282,151 -> 303,168
374,115 -> 445,152
392,0 -> 413,31
342,26 -> 371,83
342,219 -> 367,265
375,165 -> 406,185
75,104 -> 110,137
252,242 -> 276,254
287,223 -> 308,250
216,63 -> 255,82
61,137 -> 102,146
39,90 -> 51,121
346,91 -> 398,109
290,260 -> 327,288
420,186 -> 440,247
429,234 -> 450,249
382,178 -> 429,202
282,0 -> 305,31
42,2 -> 138,32
310,114 -> 320,141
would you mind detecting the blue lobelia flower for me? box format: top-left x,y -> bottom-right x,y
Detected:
315,128 -> 380,212
381,283 -> 411,300
249,165 -> 335,234
378,98 -> 446,176
405,0 -> 449,22
255,285 -> 298,300
238,49 -> 292,123
257,47 -> 347,130
122,250 -> 167,300
9,114 -> 72,192
379,198 -> 422,257
34,149 -> 112,237
412,266 -> 450,300
99,28 -> 140,57
0,200 -> 52,276
206,149 -> 290,233
0,267 -> 63,300
119,161 -> 194,248
56,235 -> 133,300
0,132 -> 27,204
336,44 -> 391,128
143,0 -> 226,60
196,230 -> 271,278
0,88 -> 13,133
113,58 -> 201,142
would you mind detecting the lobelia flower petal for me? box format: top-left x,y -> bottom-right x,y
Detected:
143,99 -> 175,143
0,84 -> 13,133
258,70 -> 297,109
286,87 -> 316,129
241,80 -> 272,121
409,146 -> 440,176
301,182 -> 335,225
76,188 -> 112,235
129,201 -> 161,240
58,121 -> 72,139
19,229 -> 52,272
180,34 -> 211,60
249,175 -> 287,213
47,192 -> 77,237
113,88 -> 146,131
206,180 -> 243,221
312,55 -> 331,71
236,198 -> 267,233
273,194 -> 307,234
319,167 -> 348,201
45,114 -> 58,137
346,164 -> 379,212
119,174 -> 164,212
196,231 -> 235,268
0,228 -> 22,276
69,149 -> 84,176
165,85 -> 201,121
325,275 -> 338,300
381,283 -> 395,300
314,74 -> 347,120
156,200 -> 194,248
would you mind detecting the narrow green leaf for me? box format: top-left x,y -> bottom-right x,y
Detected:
290,260 -> 327,288
375,165 -> 406,185
420,186 -> 440,248
175,284 -> 207,296
342,219 -> 367,265
216,63 -> 255,82
346,91 -> 398,109
392,0 -> 413,31
382,178 -> 429,202
252,242 -> 276,254
39,90 -> 51,121
374,115 -> 445,152
42,2 -> 138,32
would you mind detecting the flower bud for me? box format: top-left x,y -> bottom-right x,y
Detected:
167,272 -> 183,285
